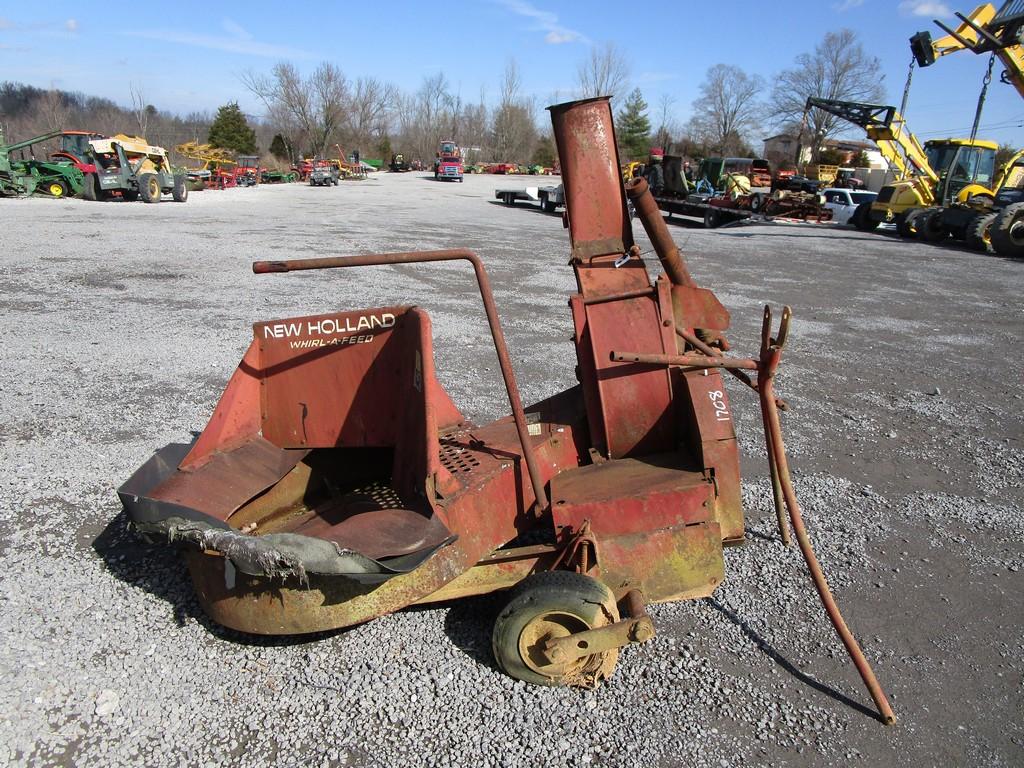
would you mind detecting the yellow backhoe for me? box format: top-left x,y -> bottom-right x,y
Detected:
910,1 -> 1024,255
800,98 -> 1005,246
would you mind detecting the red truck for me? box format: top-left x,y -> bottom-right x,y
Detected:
433,140 -> 463,182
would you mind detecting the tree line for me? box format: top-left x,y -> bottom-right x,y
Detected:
1,29 -> 914,170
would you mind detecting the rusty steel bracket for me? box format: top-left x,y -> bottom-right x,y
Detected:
539,589 -> 655,666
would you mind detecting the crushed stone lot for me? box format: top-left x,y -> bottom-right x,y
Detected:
0,172 -> 1021,767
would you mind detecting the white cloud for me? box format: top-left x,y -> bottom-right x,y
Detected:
833,0 -> 864,10
121,27 -> 312,58
495,0 -> 588,44
899,0 -> 952,16
65,18 -> 78,32
221,18 -> 252,40
544,30 -> 575,44
0,17 -> 13,29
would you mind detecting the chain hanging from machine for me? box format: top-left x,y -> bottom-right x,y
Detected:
899,55 -> 916,121
970,54 -> 996,145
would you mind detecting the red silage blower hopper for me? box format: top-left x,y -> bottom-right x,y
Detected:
119,97 -> 894,723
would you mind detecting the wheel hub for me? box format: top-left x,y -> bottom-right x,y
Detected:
518,611 -> 590,677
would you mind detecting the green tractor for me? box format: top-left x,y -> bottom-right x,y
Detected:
0,127 -> 86,199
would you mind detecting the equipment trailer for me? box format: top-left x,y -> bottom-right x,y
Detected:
652,157 -> 830,228
494,183 -> 564,212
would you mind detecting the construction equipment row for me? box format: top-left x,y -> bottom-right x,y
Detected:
0,128 -> 188,203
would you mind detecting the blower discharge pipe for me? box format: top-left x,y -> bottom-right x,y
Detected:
758,306 -> 896,726
624,177 -> 695,287
252,249 -> 551,514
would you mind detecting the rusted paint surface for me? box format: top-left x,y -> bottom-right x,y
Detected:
625,176 -> 694,287
151,438 -> 308,520
610,351 -> 759,370
580,296 -> 676,458
549,455 -> 712,539
189,396 -> 588,634
548,97 -> 633,262
254,249 -> 550,515
598,522 -> 724,603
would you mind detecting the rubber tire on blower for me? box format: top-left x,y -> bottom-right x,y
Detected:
704,208 -> 721,229
138,173 -> 162,204
990,202 -> 1024,259
965,212 -> 997,253
172,174 -> 188,203
492,571 -> 620,688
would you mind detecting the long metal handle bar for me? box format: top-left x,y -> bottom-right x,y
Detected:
252,249 -> 550,514
758,305 -> 896,726
610,350 -> 758,370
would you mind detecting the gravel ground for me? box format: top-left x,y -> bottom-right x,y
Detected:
0,173 -> 1021,767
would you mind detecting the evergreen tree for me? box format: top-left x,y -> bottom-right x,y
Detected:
616,88 -> 651,161
269,133 -> 291,161
208,102 -> 257,154
531,136 -> 556,167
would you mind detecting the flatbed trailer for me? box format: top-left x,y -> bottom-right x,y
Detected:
654,195 -> 756,228
654,194 -> 832,228
494,183 -> 564,212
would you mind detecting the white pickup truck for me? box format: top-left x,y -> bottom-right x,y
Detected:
494,183 -> 564,212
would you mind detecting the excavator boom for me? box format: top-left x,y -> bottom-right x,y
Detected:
801,97 -> 937,183
911,1 -> 1024,99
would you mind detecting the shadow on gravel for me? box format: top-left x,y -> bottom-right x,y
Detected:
706,597 -> 882,723
486,200 -> 560,216
662,217 -> 704,229
715,232 -> 884,243
92,510 -> 348,648
440,592 -> 505,671
743,526 -> 781,544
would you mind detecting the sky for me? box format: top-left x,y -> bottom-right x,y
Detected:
2,0 -> 1023,148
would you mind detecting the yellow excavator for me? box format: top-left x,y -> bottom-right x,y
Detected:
800,98 -> 1007,247
910,1 -> 1024,256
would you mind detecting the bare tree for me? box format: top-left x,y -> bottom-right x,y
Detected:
652,93 -> 677,154
459,87 -> 490,163
492,59 -> 537,163
344,77 -> 396,153
687,64 -> 764,156
576,42 -> 630,101
129,82 -> 149,137
37,89 -> 70,132
243,62 -> 349,158
769,29 -> 884,161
